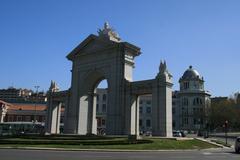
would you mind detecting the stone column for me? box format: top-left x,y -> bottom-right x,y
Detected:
133,96 -> 140,136
63,93 -> 70,133
87,93 -> 97,135
45,96 -> 53,133
46,99 -> 61,134
63,91 -> 79,134
0,112 -> 4,123
125,90 -> 140,136
106,77 -> 126,135
129,95 -> 139,136
87,94 -> 93,134
92,93 -> 97,134
152,61 -> 173,137
0,114 -> 3,123
0,104 -> 8,123
77,95 -> 89,135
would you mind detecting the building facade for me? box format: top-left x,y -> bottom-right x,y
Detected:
139,95 -> 152,135
173,66 -> 211,131
0,87 -> 47,104
0,100 -> 47,124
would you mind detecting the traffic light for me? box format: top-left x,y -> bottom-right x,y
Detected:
225,120 -> 228,128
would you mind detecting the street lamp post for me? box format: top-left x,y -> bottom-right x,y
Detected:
224,120 -> 228,145
34,86 -> 40,132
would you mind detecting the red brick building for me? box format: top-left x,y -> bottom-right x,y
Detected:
0,100 -> 47,123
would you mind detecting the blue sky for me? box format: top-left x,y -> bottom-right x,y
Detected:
0,0 -> 240,96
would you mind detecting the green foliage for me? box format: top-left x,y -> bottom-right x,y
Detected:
208,99 -> 240,131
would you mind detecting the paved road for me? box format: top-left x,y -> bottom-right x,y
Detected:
0,149 -> 239,160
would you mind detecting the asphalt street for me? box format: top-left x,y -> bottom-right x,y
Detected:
0,148 -> 239,160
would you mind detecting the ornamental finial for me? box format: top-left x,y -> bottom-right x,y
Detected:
159,60 -> 167,74
97,22 -> 121,42
158,60 -> 172,78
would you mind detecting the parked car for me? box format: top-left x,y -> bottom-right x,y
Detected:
180,130 -> 187,137
235,137 -> 240,153
173,130 -> 182,137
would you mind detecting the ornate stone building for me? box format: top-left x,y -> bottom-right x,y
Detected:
172,66 -> 211,131
46,23 -> 173,137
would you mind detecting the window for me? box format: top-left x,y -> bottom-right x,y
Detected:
102,94 -> 107,101
182,98 -> 188,106
102,104 -> 106,113
140,100 -> 143,104
96,104 -> 99,112
146,119 -> 151,127
182,107 -> 188,116
97,118 -> 101,127
146,107 -> 151,114
17,116 -> 22,122
42,117 -> 45,122
193,97 -> 203,105
35,116 -> 39,122
102,119 -> 105,126
60,117 -> 64,123
193,98 -> 196,105
184,82 -> 189,89
139,106 -> 143,114
25,116 -> 31,122
97,95 -> 99,101
146,100 -> 151,105
139,119 -> 142,126
173,121 -> 176,128
194,118 -> 197,125
184,117 -> 188,125
172,108 -> 175,114
8,116 -> 13,122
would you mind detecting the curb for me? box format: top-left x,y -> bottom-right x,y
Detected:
0,146 -> 214,152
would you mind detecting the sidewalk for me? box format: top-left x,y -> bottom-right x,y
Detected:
196,137 -> 233,148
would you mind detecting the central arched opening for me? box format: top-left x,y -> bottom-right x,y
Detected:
90,79 -> 108,135
95,79 -> 108,135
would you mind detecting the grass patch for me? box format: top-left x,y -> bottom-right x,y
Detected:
0,135 -> 219,150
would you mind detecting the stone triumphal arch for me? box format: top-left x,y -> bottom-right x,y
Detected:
46,23 -> 173,137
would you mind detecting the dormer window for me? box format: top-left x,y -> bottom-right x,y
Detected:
182,98 -> 189,106
184,82 -> 189,89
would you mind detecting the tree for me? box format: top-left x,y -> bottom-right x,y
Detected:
208,98 -> 240,132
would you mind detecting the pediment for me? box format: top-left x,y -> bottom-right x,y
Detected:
67,34 -> 117,60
